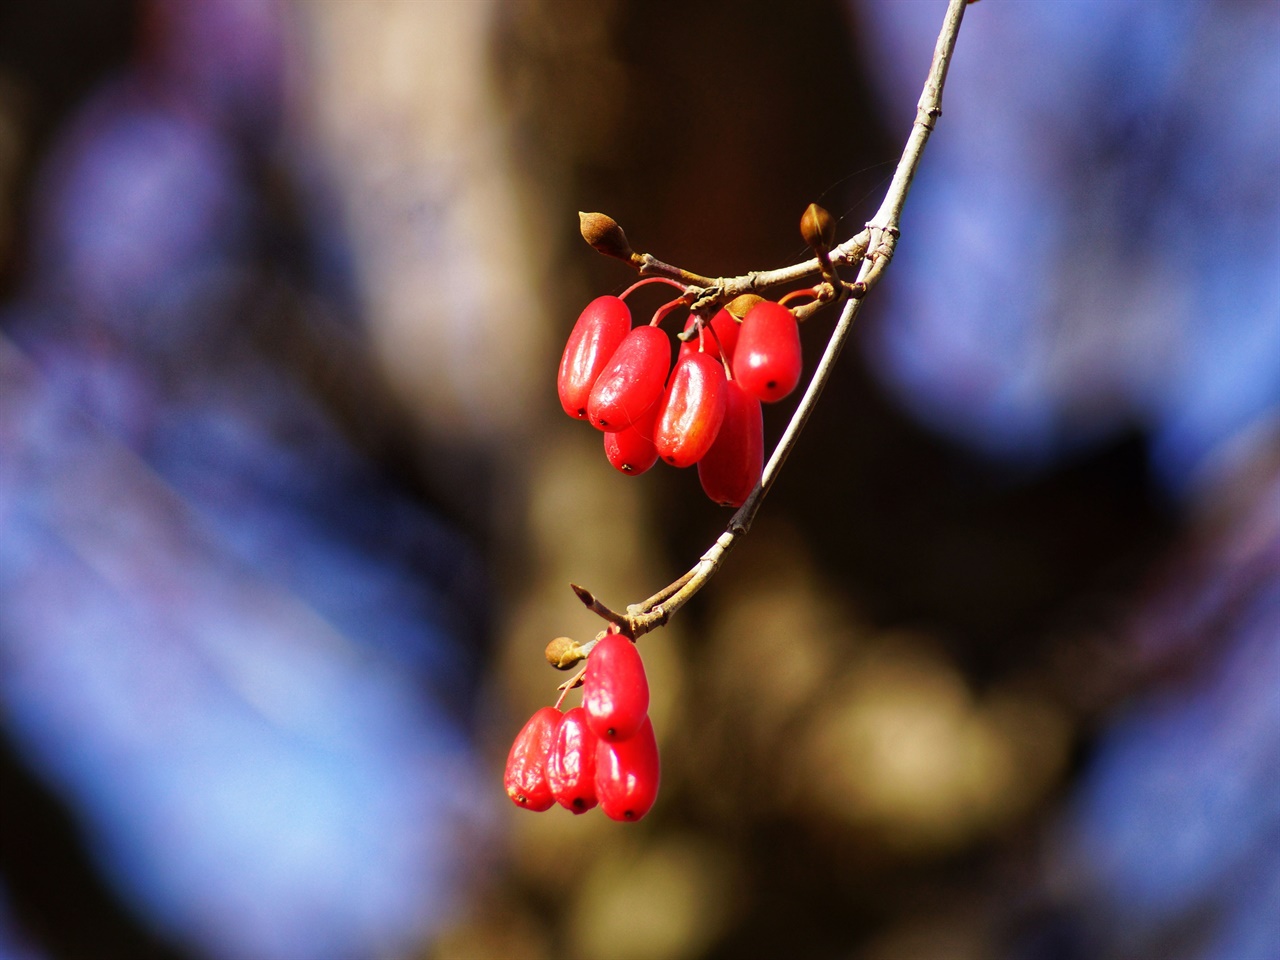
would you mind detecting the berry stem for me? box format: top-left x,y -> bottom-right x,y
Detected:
648,296 -> 690,328
777,287 -> 822,308
619,276 -> 689,301
555,662 -> 590,706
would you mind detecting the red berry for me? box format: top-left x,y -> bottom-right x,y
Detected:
596,716 -> 660,822
733,301 -> 802,403
654,352 -> 728,468
582,633 -> 650,742
679,307 -> 740,362
697,379 -> 763,507
586,325 -> 671,432
504,706 -> 561,811
547,707 -> 599,814
558,296 -> 632,420
604,401 -> 660,475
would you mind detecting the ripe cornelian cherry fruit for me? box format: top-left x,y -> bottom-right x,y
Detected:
654,351 -> 728,468
504,705 -> 561,811
582,632 -> 650,742
733,301 -> 802,403
596,715 -> 660,822
547,706 -> 600,814
604,401 -> 660,475
587,325 -> 671,432
697,379 -> 764,507
679,307 -> 740,362
558,296 -> 632,420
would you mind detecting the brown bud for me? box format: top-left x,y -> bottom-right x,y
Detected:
725,293 -> 765,321
545,636 -> 586,670
579,212 -> 634,261
800,203 -> 836,252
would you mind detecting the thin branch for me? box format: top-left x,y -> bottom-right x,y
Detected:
630,232 -> 872,314
574,0 -> 968,648
570,583 -> 628,629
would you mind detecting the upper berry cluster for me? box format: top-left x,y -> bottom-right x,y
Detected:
557,284 -> 805,507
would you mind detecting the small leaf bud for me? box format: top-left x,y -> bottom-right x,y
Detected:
800,203 -> 836,252
725,294 -> 765,321
579,212 -> 635,261
545,636 -> 586,670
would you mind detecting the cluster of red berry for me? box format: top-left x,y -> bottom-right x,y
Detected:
557,282 -> 804,507
504,633 -> 659,821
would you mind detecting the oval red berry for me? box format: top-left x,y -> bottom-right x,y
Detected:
596,715 -> 660,822
654,352 -> 728,468
697,379 -> 763,507
547,707 -> 599,814
733,301 -> 802,403
503,705 -> 561,812
604,401 -> 660,475
586,325 -> 671,432
582,633 -> 650,742
558,296 -> 632,420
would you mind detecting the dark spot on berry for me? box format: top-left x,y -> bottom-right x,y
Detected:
606,727 -> 616,738
576,407 -> 586,418
766,379 -> 777,389
622,464 -> 633,473
572,797 -> 586,811
516,794 -> 528,805
623,810 -> 635,820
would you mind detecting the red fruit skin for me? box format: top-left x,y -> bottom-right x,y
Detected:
547,707 -> 600,814
558,296 -> 632,420
679,308 -> 740,362
586,326 -> 672,432
604,401 -> 660,475
654,352 -> 728,468
733,301 -> 802,403
582,633 -> 650,742
504,706 -> 561,811
596,716 -> 660,822
697,379 -> 764,507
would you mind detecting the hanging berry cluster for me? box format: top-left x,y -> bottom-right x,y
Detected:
505,0 -> 969,823
505,633 -> 658,821
557,276 -> 807,508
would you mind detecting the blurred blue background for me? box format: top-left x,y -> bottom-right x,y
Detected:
0,1 -> 1276,959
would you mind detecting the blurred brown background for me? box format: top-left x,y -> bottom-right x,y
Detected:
1,2 -> 1276,960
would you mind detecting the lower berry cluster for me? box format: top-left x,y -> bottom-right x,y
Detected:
557,286 -> 805,507
504,633 -> 659,821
